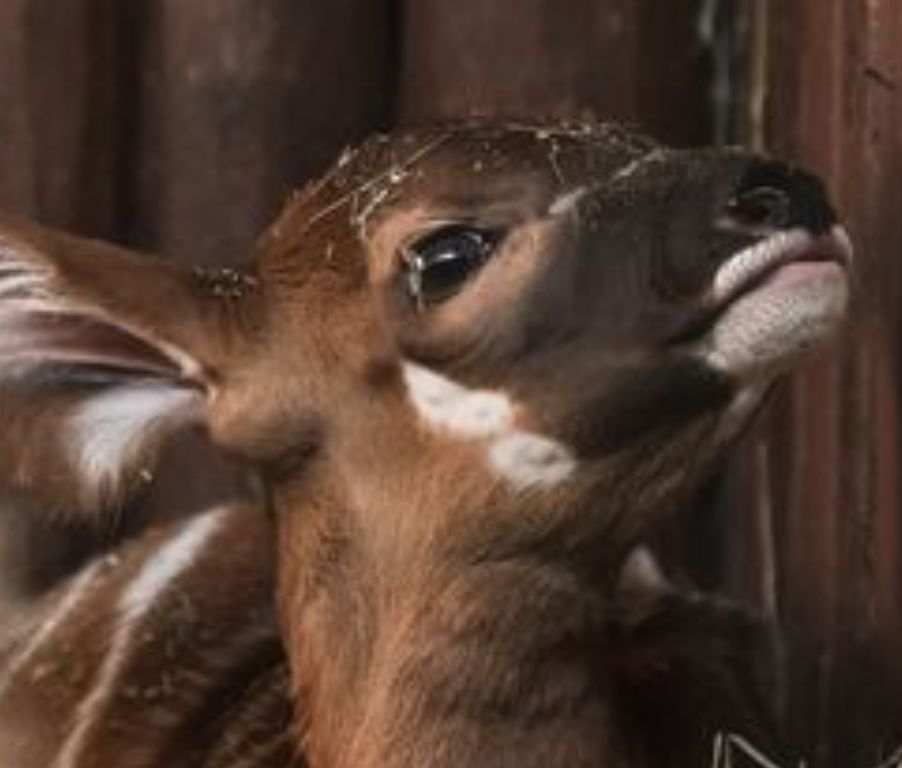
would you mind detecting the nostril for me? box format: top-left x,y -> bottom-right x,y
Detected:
725,161 -> 837,236
724,185 -> 792,231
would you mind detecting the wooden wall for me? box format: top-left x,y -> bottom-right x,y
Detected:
725,2 -> 902,765
0,1 -> 898,764
0,0 -> 708,261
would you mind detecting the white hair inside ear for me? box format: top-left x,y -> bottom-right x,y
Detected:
66,384 -> 203,509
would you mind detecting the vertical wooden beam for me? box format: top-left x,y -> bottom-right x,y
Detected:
0,0 -> 123,237
399,0 -> 711,146
732,0 -> 902,763
0,1 -> 395,260
129,0 -> 394,265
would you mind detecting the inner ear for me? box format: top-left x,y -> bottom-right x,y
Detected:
0,217 -> 243,514
0,311 -> 188,382
0,215 -> 240,382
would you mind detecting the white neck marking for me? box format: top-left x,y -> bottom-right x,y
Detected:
402,363 -> 513,437
402,362 -> 577,491
66,384 -> 201,508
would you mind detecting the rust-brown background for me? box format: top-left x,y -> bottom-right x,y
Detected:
0,1 -> 899,765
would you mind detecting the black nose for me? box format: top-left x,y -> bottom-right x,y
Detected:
725,161 -> 836,236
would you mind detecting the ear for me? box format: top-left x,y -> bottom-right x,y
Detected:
0,215 -> 254,515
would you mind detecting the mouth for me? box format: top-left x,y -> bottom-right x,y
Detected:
686,226 -> 852,377
711,225 -> 852,310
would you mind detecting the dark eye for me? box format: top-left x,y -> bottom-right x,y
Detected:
402,226 -> 500,309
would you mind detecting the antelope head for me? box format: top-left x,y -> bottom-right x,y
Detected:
0,121 -> 850,767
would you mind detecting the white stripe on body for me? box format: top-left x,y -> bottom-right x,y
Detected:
52,508 -> 226,768
0,560 -> 105,697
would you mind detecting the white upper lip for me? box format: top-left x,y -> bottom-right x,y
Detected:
711,225 -> 852,305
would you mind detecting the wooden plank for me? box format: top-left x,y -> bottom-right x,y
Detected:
128,0 -> 394,265
731,1 -> 902,763
0,0 -> 124,237
0,1 -> 394,259
400,0 -> 710,145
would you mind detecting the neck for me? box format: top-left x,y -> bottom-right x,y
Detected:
278,489 -> 617,767
273,382 -> 715,768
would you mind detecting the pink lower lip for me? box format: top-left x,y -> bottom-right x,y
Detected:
671,228 -> 852,345
760,259 -> 844,288
732,255 -> 847,310
723,228 -> 852,304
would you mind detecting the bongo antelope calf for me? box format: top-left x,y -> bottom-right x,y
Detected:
0,120 -> 850,767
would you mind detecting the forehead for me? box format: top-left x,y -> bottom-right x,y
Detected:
256,121 -> 658,274
337,121 -> 655,210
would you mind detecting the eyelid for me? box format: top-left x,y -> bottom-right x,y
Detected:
399,220 -> 483,256
411,221 -> 506,246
